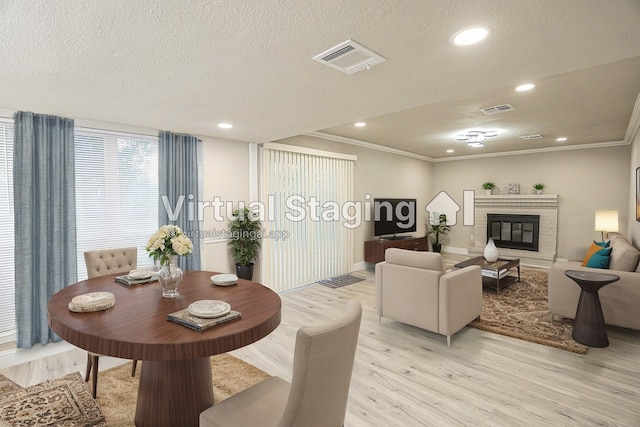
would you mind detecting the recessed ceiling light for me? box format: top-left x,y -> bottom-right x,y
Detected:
515,83 -> 536,92
450,26 -> 491,46
556,137 -> 567,142
446,149 -> 454,153
217,123 -> 233,129
354,122 -> 366,127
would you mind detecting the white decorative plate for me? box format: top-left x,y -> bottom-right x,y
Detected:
128,270 -> 154,280
187,300 -> 231,318
211,274 -> 238,286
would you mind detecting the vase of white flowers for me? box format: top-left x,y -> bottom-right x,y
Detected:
146,225 -> 194,298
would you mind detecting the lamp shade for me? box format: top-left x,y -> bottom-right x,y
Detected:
595,210 -> 619,232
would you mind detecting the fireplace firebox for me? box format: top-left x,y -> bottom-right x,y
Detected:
487,214 -> 540,252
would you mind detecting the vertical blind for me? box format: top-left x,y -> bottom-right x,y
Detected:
75,128 -> 159,279
0,119 -> 15,341
261,143 -> 355,292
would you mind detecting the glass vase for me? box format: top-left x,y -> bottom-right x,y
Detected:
158,255 -> 183,298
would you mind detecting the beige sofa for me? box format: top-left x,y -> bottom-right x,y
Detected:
548,232 -> 640,330
375,248 -> 482,346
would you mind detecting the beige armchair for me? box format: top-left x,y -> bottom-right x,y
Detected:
375,248 -> 482,346
83,247 -> 138,397
199,300 -> 362,427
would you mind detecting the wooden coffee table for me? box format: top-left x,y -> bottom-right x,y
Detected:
454,256 -> 520,294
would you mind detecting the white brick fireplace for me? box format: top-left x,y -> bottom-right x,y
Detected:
470,194 -> 558,267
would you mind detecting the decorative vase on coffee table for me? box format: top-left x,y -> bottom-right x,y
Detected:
484,238 -> 499,262
158,255 -> 183,298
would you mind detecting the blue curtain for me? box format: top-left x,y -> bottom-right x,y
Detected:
158,131 -> 202,270
13,112 -> 77,348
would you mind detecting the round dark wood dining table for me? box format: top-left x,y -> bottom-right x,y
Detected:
48,270 -> 282,427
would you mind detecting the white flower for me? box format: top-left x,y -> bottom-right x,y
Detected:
146,225 -> 194,264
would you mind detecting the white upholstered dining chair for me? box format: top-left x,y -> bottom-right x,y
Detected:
199,299 -> 362,427
83,247 -> 138,398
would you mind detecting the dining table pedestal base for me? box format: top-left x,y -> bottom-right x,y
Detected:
135,357 -> 214,427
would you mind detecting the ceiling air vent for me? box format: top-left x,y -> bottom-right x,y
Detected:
313,39 -> 386,75
480,104 -> 515,115
518,134 -> 543,140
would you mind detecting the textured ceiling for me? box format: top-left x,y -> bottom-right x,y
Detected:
1,0 -> 639,159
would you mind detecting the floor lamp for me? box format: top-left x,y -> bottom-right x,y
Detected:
595,210 -> 619,242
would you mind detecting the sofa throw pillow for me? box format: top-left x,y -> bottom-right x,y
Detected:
582,242 -> 607,266
595,240 -> 610,248
586,247 -> 612,269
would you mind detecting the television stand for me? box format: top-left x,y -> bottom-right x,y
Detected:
380,235 -> 413,241
364,236 -> 428,264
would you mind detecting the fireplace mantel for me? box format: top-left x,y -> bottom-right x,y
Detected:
471,194 -> 558,267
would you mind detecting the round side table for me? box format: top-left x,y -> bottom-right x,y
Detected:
564,270 -> 620,347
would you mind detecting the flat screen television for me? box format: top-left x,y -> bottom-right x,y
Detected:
373,198 -> 417,238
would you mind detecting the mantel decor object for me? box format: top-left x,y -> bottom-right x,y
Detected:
508,183 -> 520,194
146,224 -> 194,298
484,237 -> 499,262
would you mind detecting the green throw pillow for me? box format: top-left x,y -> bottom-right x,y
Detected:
586,247 -> 612,269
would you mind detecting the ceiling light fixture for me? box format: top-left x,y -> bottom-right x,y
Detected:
446,149 -> 454,153
354,122 -> 366,127
455,130 -> 497,147
450,26 -> 491,46
556,137 -> 567,142
217,123 -> 233,129
515,83 -> 536,92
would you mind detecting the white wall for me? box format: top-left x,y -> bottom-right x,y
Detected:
199,136 -> 255,277
432,145 -> 631,260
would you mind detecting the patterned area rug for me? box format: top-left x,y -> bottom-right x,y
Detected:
0,354 -> 270,427
0,371 -> 106,426
468,268 -> 589,354
318,274 -> 365,288
97,353 -> 270,426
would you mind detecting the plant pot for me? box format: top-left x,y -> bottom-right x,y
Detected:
485,189 -> 492,195
432,243 -> 442,253
535,189 -> 543,194
236,263 -> 254,281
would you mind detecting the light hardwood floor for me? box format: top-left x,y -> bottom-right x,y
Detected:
1,266 -> 639,426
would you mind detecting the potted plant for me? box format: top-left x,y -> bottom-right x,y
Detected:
533,183 -> 545,194
228,207 -> 262,280
427,213 -> 451,253
482,182 -> 496,195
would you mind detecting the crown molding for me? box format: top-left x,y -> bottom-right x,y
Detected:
624,92 -> 640,143
305,132 -> 433,162
306,131 -> 629,163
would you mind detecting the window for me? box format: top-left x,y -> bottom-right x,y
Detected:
0,119 -> 15,342
75,128 -> 158,279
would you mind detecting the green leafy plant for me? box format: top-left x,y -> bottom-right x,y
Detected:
533,183 -> 545,190
427,213 -> 451,245
228,207 -> 262,266
482,182 -> 496,190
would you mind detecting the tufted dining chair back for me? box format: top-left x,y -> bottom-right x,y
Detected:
82,246 -> 139,398
84,247 -> 137,278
